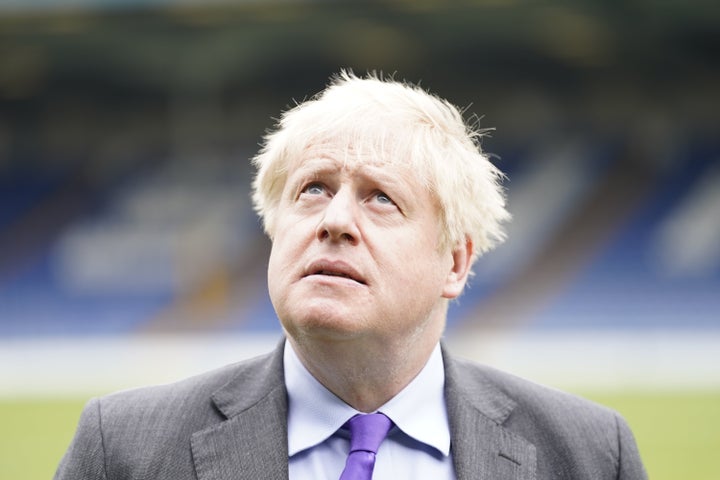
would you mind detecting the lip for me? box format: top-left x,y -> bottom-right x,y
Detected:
303,259 -> 367,285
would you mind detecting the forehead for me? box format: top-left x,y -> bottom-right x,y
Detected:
289,141 -> 415,179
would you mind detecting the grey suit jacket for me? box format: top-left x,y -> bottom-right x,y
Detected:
55,341 -> 647,479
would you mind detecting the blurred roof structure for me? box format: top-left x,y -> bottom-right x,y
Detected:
1,2 -> 718,148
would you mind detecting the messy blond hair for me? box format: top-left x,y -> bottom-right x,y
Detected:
252,70 -> 510,264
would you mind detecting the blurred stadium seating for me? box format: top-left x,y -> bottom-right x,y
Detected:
0,1 -> 718,394
1,137 -> 718,337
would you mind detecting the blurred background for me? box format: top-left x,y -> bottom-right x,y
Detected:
1,1 -> 718,478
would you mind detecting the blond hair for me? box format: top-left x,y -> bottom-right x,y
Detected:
251,70 -> 510,263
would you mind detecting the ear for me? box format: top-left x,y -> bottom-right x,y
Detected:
442,237 -> 474,299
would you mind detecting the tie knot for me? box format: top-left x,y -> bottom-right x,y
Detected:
345,413 -> 393,454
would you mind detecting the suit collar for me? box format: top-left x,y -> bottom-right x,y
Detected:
210,340 -> 286,419
189,340 -> 537,480
191,341 -> 289,480
443,348 -> 537,480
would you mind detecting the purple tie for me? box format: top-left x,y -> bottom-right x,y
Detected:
339,413 -> 393,480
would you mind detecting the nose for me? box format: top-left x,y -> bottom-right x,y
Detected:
316,188 -> 360,244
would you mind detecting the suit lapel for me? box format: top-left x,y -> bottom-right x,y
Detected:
191,342 -> 289,480
443,349 -> 536,480
189,341 -> 537,479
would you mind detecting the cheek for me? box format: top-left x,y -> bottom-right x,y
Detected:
380,241 -> 446,288
266,249 -> 282,301
269,239 -> 293,272
267,238 -> 294,290
407,241 -> 452,289
267,219 -> 315,288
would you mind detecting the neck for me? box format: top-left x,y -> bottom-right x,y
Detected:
287,330 -> 442,413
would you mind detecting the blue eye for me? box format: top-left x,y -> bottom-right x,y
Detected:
303,183 -> 324,195
376,192 -> 394,205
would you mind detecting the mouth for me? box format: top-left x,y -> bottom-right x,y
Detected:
304,260 -> 366,285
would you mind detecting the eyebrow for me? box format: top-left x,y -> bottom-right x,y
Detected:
291,148 -> 417,196
287,158 -> 340,188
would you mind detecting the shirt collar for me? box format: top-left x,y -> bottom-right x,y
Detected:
284,341 -> 451,457
284,342 -> 357,456
379,343 -> 451,456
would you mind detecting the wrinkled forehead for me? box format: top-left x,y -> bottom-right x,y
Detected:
286,132 -> 426,180
291,140 -> 393,170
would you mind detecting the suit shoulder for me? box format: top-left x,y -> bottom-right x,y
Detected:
97,348 -> 278,422
446,354 -> 644,478
449,354 -> 616,421
59,347 -> 284,479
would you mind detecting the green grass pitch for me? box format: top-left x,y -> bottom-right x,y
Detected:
1,391 -> 718,479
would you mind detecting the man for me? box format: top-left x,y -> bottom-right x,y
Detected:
55,71 -> 647,479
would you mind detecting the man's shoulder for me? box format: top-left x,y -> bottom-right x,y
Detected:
96,347 -> 280,424
444,352 -> 647,478
55,346 -> 286,479
445,352 -> 620,434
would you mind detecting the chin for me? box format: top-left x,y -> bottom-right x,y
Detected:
282,308 -> 367,342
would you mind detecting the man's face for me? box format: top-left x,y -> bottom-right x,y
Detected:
267,143 -> 467,348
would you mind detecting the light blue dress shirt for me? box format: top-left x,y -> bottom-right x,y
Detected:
284,342 -> 456,480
